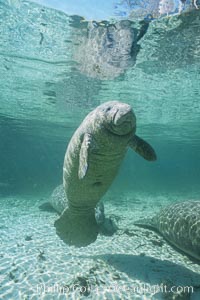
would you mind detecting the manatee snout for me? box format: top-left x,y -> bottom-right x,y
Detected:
113,106 -> 136,134
113,103 -> 134,124
114,110 -> 134,125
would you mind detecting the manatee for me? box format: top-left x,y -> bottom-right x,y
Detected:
55,101 -> 157,247
134,200 -> 200,261
47,184 -> 117,235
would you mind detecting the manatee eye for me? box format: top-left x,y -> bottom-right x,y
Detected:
106,107 -> 111,112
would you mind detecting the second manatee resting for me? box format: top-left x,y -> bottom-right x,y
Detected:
134,200 -> 200,261
55,101 -> 157,247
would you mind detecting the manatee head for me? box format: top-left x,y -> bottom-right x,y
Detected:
99,101 -> 136,135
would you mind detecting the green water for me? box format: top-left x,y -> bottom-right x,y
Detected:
0,1 -> 200,299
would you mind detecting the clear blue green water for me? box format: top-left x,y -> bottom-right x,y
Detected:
0,0 -> 200,299
1,0 -> 200,197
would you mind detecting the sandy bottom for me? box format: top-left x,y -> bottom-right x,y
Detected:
0,190 -> 200,300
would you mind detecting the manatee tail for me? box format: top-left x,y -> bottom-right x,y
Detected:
134,217 -> 157,231
54,208 -> 98,247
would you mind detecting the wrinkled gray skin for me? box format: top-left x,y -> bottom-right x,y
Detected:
134,201 -> 200,261
49,185 -> 117,235
55,101 -> 157,247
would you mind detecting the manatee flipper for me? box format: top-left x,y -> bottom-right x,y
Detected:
54,207 -> 98,247
78,133 -> 92,179
129,135 -> 157,161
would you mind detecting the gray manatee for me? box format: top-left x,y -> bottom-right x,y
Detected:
134,200 -> 200,261
55,101 -> 157,247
